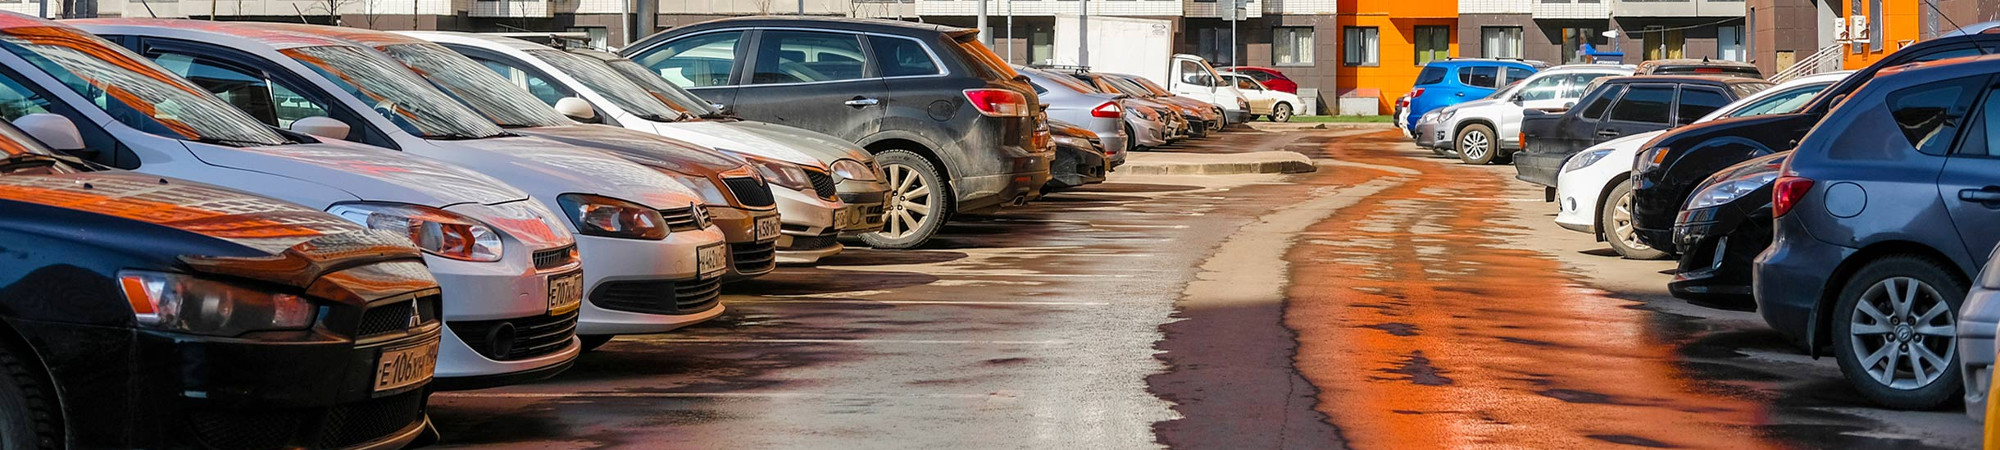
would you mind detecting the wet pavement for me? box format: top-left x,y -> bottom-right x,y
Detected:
428,126 -> 1982,449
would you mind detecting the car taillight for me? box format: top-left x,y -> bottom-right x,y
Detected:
1091,101 -> 1123,118
1695,67 -> 1723,74
1772,176 -> 1815,218
1410,88 -> 1425,100
965,89 -> 1030,117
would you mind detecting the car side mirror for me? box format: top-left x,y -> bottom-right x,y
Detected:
556,97 -> 598,121
290,116 -> 351,141
710,103 -> 732,116
13,113 -> 83,151
1563,101 -> 1577,109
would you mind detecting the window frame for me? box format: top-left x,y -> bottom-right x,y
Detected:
1343,26 -> 1379,67
1605,84 -> 1678,125
1480,26 -> 1524,60
1413,25 -> 1449,67
1272,26 -> 1315,67
136,37 -> 397,150
867,34 -> 948,79
630,29 -> 749,88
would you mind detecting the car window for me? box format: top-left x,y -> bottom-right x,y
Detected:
1234,77 -> 1261,91
632,31 -> 742,88
751,31 -> 868,84
0,66 -> 117,162
1415,66 -> 1446,85
1579,84 -> 1624,120
1885,75 -> 1983,156
1459,66 -> 1499,89
527,49 -> 691,121
472,57 -> 574,106
377,44 -> 572,129
1609,85 -> 1673,124
1179,59 -> 1213,86
1675,87 -> 1731,124
1515,74 -> 1569,102
1505,67 -> 1534,84
1564,73 -> 1618,98
1728,82 -> 1774,98
286,45 -> 505,140
870,35 -> 939,78
1724,83 -> 1831,118
152,52 -> 329,129
1241,71 -> 1272,82
0,28 -> 290,146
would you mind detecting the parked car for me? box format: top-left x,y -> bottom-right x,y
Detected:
1634,58 -> 1764,78
1515,76 -> 1772,187
1964,244 -> 2000,420
1220,66 -> 1297,94
0,123 -> 443,448
1046,120 -> 1108,191
1222,73 -> 1303,122
1402,59 -> 1538,135
625,16 -> 1054,248
1395,93 -> 1412,133
1410,86 -> 1510,154
75,19 -> 733,355
1080,71 -> 1218,137
1554,72 -> 1846,262
1162,54 -> 1254,126
317,27 -> 786,281
1751,55 -> 2000,410
1421,64 -> 1633,164
1016,65 -> 1130,157
0,15 -> 584,388
1627,26 -> 2000,252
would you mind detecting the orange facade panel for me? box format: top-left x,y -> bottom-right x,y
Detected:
1335,14 -> 1458,114
1840,0 -> 1923,69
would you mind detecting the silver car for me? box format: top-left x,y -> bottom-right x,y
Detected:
1960,243 -> 2000,420
1017,66 -> 1130,157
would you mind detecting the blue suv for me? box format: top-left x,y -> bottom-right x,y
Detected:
1403,59 -> 1537,131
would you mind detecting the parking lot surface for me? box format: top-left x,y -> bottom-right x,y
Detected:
428,126 -> 1981,449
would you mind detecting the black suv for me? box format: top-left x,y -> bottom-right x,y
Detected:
1515,75 -> 1772,187
0,134 -> 442,448
625,17 -> 1053,247
1628,26 -> 2000,252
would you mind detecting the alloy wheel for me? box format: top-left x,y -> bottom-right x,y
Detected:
1847,277 -> 1956,390
1460,130 -> 1489,161
879,163 -> 934,239
1610,192 -> 1651,252
1273,104 -> 1293,122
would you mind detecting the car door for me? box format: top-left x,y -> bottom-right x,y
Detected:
730,29 -> 886,142
136,39 -> 398,149
1937,77 -> 2000,265
1671,85 -> 1732,127
1453,66 -> 1503,101
627,30 -> 747,110
1596,83 -> 1675,145
1171,56 -> 1224,106
1501,73 -> 1572,147
1553,83 -> 1624,154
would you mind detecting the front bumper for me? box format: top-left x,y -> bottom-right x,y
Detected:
835,182 -> 888,235
1223,108 -> 1251,125
773,185 -> 848,264
1414,120 -> 1442,149
1959,285 -> 2000,420
425,250 -> 582,382
575,228 -> 729,336
1669,211 -> 1766,309
1552,167 -> 1604,235
1512,151 -> 1568,187
708,205 -> 781,280
1130,118 -> 1169,148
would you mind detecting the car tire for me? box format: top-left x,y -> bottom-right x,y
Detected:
861,149 -> 952,250
579,335 -> 613,353
1272,103 -> 1293,122
0,345 -> 58,450
1455,124 -> 1500,165
1831,256 -> 1966,410
1598,181 -> 1668,260
1125,123 -> 1141,153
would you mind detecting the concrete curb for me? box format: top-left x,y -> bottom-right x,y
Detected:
1119,151 -> 1317,175
1244,122 -> 1395,132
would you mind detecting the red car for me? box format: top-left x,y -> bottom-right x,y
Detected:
1219,66 -> 1298,94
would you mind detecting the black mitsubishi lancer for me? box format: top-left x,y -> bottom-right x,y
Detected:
0,121 -> 443,449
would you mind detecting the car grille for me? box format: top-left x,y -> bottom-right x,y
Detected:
786,230 -> 841,251
447,310 -> 578,361
532,245 -> 577,271
731,240 -> 778,274
659,206 -> 706,231
804,169 -> 838,201
721,176 -> 775,207
588,277 -> 722,315
189,390 -> 426,450
356,295 -> 441,338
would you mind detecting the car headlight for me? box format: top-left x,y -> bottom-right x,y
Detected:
556,194 -> 668,240
1635,146 -> 1671,173
723,151 -> 814,191
1685,171 -> 1780,210
1237,98 -> 1249,110
1421,111 -> 1441,123
661,171 -> 730,206
329,202 -> 503,262
1563,148 -> 1615,173
830,158 -> 878,182
1438,109 -> 1458,121
118,270 -> 315,336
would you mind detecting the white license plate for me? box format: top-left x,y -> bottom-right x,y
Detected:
698,243 -> 728,278
547,270 -> 583,315
374,340 -> 438,392
754,215 -> 781,241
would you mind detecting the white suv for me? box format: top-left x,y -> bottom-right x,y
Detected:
1429,64 -> 1633,165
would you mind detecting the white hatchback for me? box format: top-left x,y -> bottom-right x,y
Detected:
1429,64 -> 1634,165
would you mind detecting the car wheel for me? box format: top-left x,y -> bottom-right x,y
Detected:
0,345 -> 59,450
1272,103 -> 1293,122
1455,124 -> 1500,165
579,335 -> 613,353
1597,181 -> 1669,260
1125,124 -> 1142,153
861,149 -> 952,250
1832,256 -> 1966,410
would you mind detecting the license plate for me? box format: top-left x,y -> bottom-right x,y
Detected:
547,270 -> 583,315
833,208 -> 849,227
754,215 -> 781,241
374,340 -> 438,393
698,243 -> 728,278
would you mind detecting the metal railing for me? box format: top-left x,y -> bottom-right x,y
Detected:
1769,43 -> 1845,83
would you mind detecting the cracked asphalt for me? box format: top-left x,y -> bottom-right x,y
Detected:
426,126 -> 1983,449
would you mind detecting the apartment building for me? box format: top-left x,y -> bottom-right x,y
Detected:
1837,0 -> 1998,70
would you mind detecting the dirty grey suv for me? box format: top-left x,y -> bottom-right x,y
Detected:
626,17 -> 1054,248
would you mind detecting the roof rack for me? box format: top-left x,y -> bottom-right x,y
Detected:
1029,64 -> 1091,74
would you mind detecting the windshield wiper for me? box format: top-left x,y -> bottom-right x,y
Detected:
425,132 -> 502,141
192,136 -> 279,148
633,113 -> 679,122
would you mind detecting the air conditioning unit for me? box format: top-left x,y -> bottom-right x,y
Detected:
1850,15 -> 1871,44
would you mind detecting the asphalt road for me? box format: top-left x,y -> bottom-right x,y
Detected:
427,125 -> 1983,449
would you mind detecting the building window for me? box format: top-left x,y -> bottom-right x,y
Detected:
1481,27 -> 1522,59
1560,27 -> 1600,63
1196,27 -> 1236,67
1717,25 -> 1745,61
1273,27 -> 1314,66
1642,26 -> 1685,60
1343,26 -> 1378,66
1414,26 -> 1448,66
1029,27 -> 1053,65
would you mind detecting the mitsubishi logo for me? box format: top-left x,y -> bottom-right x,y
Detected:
408,298 -> 423,328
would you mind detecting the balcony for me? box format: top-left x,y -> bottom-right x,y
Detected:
1609,0 -> 1745,17
1531,0 -> 1609,19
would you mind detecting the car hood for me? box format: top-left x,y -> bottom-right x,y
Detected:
724,120 -> 872,163
185,140 -> 527,207
651,120 -> 825,167
0,171 -> 423,287
415,135 -> 702,209
509,124 -> 748,177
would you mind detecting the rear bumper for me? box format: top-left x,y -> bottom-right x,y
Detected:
1752,219 -> 1854,348
1512,152 -> 1567,187
1049,145 -> 1109,189
956,144 -> 1053,213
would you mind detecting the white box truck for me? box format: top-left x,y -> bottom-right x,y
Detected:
1053,15 -> 1252,125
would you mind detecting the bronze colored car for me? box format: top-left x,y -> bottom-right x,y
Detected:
1046,120 -> 1108,191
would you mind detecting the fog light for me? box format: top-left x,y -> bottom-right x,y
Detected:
1563,197 -> 1576,212
485,322 -> 517,359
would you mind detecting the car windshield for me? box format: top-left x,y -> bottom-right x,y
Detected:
0,26 -> 289,146
603,57 -> 718,117
284,45 -> 505,140
527,49 -> 690,122
376,43 -> 571,129
1130,77 -> 1176,97
1036,70 -> 1098,94
1728,81 -> 1774,98
1720,82 -> 1834,119
1105,77 -> 1154,97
